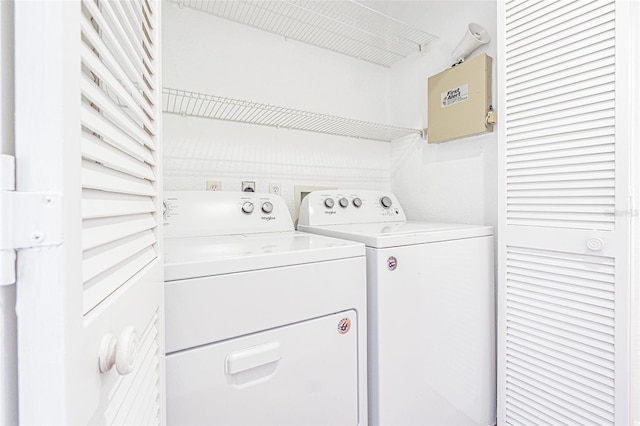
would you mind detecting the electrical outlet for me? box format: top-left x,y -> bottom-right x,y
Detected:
242,181 -> 255,192
206,180 -> 222,191
269,183 -> 281,195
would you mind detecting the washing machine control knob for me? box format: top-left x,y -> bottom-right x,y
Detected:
324,198 -> 335,209
352,198 -> 362,208
338,198 -> 349,208
242,201 -> 254,214
380,196 -> 393,209
261,202 -> 273,214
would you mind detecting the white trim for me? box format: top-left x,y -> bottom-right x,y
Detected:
0,0 -> 17,423
14,1 -> 82,422
628,0 -> 640,423
496,1 -> 507,424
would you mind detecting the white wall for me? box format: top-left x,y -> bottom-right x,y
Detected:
383,0 -> 497,227
163,1 -> 497,224
0,0 -> 18,424
162,3 -> 392,218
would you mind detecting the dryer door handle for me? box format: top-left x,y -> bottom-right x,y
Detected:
225,341 -> 281,375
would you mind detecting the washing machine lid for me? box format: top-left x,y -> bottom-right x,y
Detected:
297,221 -> 493,248
164,231 -> 364,281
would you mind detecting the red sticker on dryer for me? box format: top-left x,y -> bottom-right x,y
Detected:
337,317 -> 351,334
387,256 -> 397,271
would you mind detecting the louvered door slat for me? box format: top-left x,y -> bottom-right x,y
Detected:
507,80 -> 614,113
506,395 -> 558,426
507,120 -> 615,144
97,1 -> 153,88
82,248 -> 156,313
115,344 -> 158,425
83,214 -> 157,251
506,345 -> 614,395
507,100 -> 615,128
506,0 -> 571,32
82,0 -> 153,102
507,110 -> 615,138
508,279 -> 614,311
507,162 -> 614,178
82,190 -> 155,219
81,43 -> 154,131
507,24 -> 615,73
506,376 -> 612,425
81,76 -> 153,149
508,320 -> 613,366
83,230 -> 156,283
82,160 -> 155,196
506,134 -> 613,153
507,364 -> 614,420
507,330 -> 615,384
508,170 -> 614,184
82,132 -> 154,180
507,309 -> 614,352
80,0 -> 160,319
507,2 -> 614,47
80,15 -> 152,117
506,0 -> 539,17
506,269 -> 615,297
505,6 -> 613,67
508,38 -> 614,85
140,0 -> 154,28
506,151 -> 614,170
507,139 -> 615,163
508,73 -> 615,109
81,105 -> 155,164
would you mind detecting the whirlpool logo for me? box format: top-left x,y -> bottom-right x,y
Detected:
261,216 -> 276,221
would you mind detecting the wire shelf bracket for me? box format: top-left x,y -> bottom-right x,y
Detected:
168,0 -> 438,68
163,87 -> 424,142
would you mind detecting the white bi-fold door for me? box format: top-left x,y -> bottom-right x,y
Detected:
13,1 -> 164,424
498,1 -> 637,424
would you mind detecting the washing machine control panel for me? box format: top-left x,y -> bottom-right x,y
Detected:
298,190 -> 407,226
163,191 -> 294,238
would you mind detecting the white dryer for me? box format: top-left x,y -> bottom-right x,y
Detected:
298,190 -> 495,426
163,191 -> 368,425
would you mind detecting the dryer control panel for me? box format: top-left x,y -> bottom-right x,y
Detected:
298,190 -> 407,226
164,191 -> 294,238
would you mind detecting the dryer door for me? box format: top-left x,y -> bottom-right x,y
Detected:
166,310 -> 360,425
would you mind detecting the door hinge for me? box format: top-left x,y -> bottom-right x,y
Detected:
1,154 -> 62,286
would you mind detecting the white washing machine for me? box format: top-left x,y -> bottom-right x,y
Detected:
298,190 -> 496,426
163,191 -> 368,425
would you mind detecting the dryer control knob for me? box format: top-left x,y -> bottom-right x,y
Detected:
352,198 -> 362,208
242,202 -> 254,214
261,202 -> 273,214
339,198 -> 349,208
324,198 -> 335,209
380,196 -> 393,209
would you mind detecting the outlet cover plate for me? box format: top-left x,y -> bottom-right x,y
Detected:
206,180 -> 222,191
242,181 -> 256,192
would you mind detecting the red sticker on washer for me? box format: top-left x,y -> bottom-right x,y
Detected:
387,256 -> 398,271
337,318 -> 351,334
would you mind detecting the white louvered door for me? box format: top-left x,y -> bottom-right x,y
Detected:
14,1 -> 164,424
497,1 -> 633,425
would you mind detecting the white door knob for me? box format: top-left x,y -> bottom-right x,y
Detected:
98,327 -> 138,375
586,237 -> 605,251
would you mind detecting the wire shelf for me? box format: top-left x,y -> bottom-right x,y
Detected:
167,0 -> 437,68
163,87 -> 423,142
